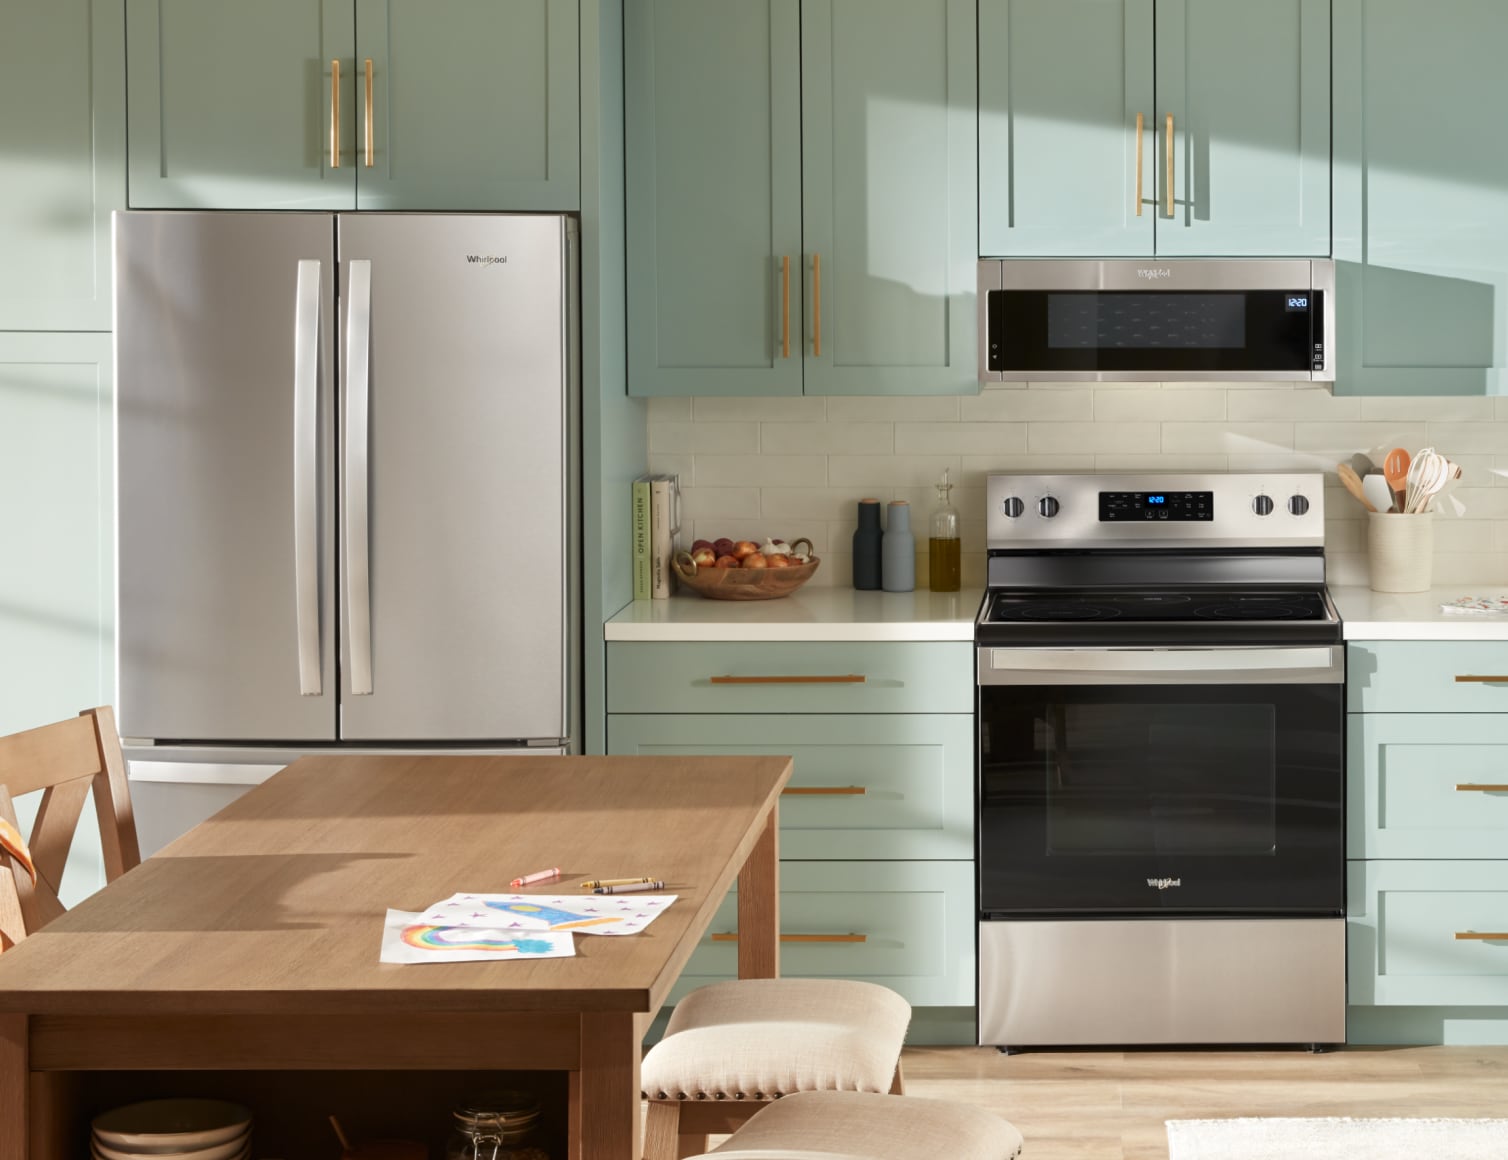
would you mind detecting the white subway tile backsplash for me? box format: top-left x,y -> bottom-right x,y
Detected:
647,390 -> 1508,588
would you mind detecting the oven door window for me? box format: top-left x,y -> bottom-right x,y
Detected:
978,682 -> 1342,916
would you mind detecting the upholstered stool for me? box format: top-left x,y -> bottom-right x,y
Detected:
681,1090 -> 1025,1160
640,978 -> 911,1160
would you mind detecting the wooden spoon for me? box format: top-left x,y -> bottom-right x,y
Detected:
1383,447 -> 1411,514
1335,463 -> 1376,513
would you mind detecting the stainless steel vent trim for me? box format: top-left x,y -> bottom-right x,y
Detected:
978,644 -> 1344,685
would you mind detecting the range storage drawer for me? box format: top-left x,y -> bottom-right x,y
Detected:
666,859 -> 975,1007
1349,712 -> 1508,859
1347,642 -> 1508,714
1349,860 -> 1508,1007
607,641 -> 973,715
607,713 -> 973,860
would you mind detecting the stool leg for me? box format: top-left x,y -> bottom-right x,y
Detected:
643,1101 -> 681,1160
676,1131 -> 709,1159
889,1056 -> 906,1095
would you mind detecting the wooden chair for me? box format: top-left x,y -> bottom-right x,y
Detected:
0,707 -> 140,952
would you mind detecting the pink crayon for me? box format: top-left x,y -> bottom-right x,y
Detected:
510,867 -> 561,887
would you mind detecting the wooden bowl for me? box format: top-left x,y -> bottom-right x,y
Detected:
672,539 -> 820,601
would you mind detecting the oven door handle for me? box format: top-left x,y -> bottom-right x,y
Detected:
979,645 -> 1344,685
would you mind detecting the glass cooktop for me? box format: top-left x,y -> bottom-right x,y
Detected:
982,589 -> 1333,624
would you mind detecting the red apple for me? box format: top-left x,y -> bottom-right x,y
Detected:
714,555 -> 740,569
766,554 -> 791,568
732,540 -> 759,560
741,552 -> 768,569
690,546 -> 717,567
713,538 -> 735,558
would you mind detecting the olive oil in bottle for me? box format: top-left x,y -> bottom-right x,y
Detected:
928,469 -> 961,592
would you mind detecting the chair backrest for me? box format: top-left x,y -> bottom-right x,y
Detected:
0,706 -> 140,951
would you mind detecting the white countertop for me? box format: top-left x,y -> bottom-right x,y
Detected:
1331,586 -> 1508,640
604,587 -> 984,642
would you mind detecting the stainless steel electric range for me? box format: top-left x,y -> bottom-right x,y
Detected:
975,473 -> 1345,1051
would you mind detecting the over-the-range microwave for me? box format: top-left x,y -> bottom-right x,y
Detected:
977,258 -> 1334,383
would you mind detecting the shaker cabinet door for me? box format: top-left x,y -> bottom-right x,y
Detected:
354,0 -> 579,211
0,0 -> 124,330
625,0 -> 804,397
979,0 -> 1155,257
800,0 -> 978,396
126,0 -> 356,209
1154,0 -> 1330,257
1333,0 -> 1508,394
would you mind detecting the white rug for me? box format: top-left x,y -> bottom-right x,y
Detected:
1166,1117 -> 1508,1160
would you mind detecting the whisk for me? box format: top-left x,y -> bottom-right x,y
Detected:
1403,447 -> 1453,513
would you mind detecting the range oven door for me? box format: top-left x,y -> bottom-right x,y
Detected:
977,645 -> 1344,917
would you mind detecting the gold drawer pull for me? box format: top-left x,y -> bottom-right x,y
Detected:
782,786 -> 866,796
1455,676 -> 1508,683
1457,784 -> 1508,792
1456,932 -> 1508,940
364,58 -> 374,167
709,674 -> 865,685
712,932 -> 866,943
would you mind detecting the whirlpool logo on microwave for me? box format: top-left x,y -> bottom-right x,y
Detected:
1136,267 -> 1173,281
466,254 -> 509,267
1146,877 -> 1182,890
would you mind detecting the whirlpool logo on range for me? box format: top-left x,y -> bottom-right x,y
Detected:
1136,267 -> 1173,281
1146,877 -> 1182,890
466,254 -> 508,266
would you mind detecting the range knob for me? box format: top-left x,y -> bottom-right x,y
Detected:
1288,494 -> 1311,516
1252,494 -> 1275,516
1038,495 -> 1060,519
1002,496 -> 1025,518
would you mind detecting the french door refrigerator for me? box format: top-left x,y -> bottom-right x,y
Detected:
114,212 -> 578,851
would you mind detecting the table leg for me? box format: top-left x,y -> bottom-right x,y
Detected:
736,802 -> 779,980
1,1014 -> 26,1160
570,1012 -> 640,1160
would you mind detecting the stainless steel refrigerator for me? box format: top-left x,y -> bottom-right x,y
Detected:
113,212 -> 578,850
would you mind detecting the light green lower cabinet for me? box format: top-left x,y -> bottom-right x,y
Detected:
1347,641 -> 1508,714
0,333 -> 114,736
665,860 -> 975,1007
608,713 -> 972,860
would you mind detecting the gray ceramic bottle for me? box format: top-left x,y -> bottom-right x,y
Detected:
881,501 -> 915,592
852,498 -> 883,589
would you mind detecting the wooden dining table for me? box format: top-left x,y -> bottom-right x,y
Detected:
0,753 -> 791,1160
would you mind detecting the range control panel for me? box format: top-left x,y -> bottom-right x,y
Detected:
1099,491 -> 1213,521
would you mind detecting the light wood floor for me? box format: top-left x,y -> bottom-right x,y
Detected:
897,1044 -> 1508,1159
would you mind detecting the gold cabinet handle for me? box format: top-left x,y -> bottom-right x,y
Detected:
1456,784 -> 1508,792
812,253 -> 822,357
1455,675 -> 1508,683
364,58 -> 374,167
1165,112 -> 1174,217
330,59 -> 341,168
709,674 -> 865,685
712,932 -> 866,943
782,786 -> 866,796
781,255 -> 791,358
1456,932 -> 1508,940
1134,112 -> 1144,216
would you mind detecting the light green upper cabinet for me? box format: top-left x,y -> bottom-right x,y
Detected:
625,0 -> 977,397
980,0 -> 1330,258
1333,0 -> 1508,395
0,0 -> 124,330
979,0 -> 1154,257
126,0 -> 577,211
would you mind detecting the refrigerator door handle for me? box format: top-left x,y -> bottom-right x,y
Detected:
345,259 -> 375,695
293,259 -> 323,696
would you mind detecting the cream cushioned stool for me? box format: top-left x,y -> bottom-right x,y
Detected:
641,978 -> 911,1160
681,1090 -> 1025,1160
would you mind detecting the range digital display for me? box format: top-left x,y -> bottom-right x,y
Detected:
1100,491 -> 1213,521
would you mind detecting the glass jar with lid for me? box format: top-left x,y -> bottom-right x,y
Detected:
445,1092 -> 550,1160
928,468 -> 961,592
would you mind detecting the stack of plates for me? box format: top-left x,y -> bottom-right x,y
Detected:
92,1100 -> 252,1160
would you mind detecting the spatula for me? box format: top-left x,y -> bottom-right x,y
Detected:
1335,463 -> 1376,512
1383,447 -> 1411,514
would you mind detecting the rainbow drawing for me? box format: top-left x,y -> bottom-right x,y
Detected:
400,924 -> 561,956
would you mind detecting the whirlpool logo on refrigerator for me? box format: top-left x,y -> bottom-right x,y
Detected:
466,254 -> 509,266
1146,877 -> 1182,890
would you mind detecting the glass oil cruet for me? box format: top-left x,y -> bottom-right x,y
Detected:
928,468 -> 961,592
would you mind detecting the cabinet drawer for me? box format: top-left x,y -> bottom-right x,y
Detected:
1349,713 -> 1508,859
607,642 -> 972,715
668,860 -> 975,1008
608,713 -> 972,860
1349,860 -> 1508,1007
1348,642 -> 1508,713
